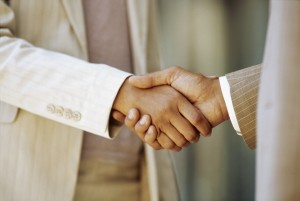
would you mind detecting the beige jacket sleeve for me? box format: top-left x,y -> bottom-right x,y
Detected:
225,64 -> 261,149
0,1 -> 130,138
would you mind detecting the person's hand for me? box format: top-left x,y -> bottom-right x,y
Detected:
112,78 -> 211,151
125,108 -> 170,149
111,109 -> 168,150
128,66 -> 229,131
112,108 -> 168,149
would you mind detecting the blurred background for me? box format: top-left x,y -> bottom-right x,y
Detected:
156,1 -> 269,201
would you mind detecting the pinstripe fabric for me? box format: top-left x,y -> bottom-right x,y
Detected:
0,0 -> 179,200
226,64 -> 261,149
0,1 -> 129,200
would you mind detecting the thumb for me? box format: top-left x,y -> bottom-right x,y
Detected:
111,110 -> 126,123
129,67 -> 176,89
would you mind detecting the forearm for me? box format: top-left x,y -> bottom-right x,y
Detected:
224,64 -> 261,149
0,36 -> 130,137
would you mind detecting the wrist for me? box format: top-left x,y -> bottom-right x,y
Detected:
213,77 -> 229,122
112,78 -> 135,115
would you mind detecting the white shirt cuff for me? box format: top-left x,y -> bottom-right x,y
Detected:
219,76 -> 242,135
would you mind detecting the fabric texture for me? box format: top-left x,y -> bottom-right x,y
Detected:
226,64 -> 261,149
74,160 -> 141,201
0,0 -> 179,201
256,1 -> 300,200
81,0 -> 143,166
77,1 -> 144,199
219,76 -> 242,135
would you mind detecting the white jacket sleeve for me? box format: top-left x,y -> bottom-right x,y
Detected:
0,1 -> 130,138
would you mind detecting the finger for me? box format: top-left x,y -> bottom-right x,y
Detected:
162,124 -> 189,147
178,101 -> 212,136
134,115 -> 152,135
170,112 -> 199,143
129,67 -> 180,88
125,110 -> 161,149
142,125 -> 162,150
112,110 -> 126,123
157,133 -> 182,152
191,134 -> 200,144
144,125 -> 159,144
171,146 -> 182,152
125,108 -> 140,130
147,141 -> 163,150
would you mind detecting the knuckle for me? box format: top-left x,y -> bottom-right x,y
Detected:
158,123 -> 167,132
135,124 -> 144,132
186,128 -> 198,140
125,117 -> 137,127
177,139 -> 188,147
163,141 -> 175,150
160,107 -> 169,115
171,146 -> 182,152
191,135 -> 200,143
203,126 -> 212,136
192,113 -> 203,124
152,144 -> 162,150
134,124 -> 145,134
169,66 -> 181,72
186,133 -> 198,142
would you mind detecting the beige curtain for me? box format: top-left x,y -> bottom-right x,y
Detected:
157,0 -> 269,200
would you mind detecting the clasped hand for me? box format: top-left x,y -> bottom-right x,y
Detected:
112,66 -> 229,152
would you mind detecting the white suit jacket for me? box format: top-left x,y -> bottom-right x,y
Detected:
0,0 -> 179,200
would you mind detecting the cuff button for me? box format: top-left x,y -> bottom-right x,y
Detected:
47,104 -> 55,114
64,109 -> 73,119
73,111 -> 81,122
55,106 -> 64,117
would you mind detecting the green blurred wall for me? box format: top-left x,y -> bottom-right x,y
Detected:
157,1 -> 269,201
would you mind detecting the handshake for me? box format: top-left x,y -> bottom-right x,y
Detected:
112,66 -> 229,152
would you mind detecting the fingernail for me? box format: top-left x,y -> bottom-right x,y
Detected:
127,110 -> 134,120
139,116 -> 148,125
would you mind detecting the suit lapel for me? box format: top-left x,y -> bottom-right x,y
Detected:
60,0 -> 88,58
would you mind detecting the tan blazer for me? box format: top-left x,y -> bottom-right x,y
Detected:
226,64 -> 261,149
226,0 -> 300,200
0,0 -> 179,200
